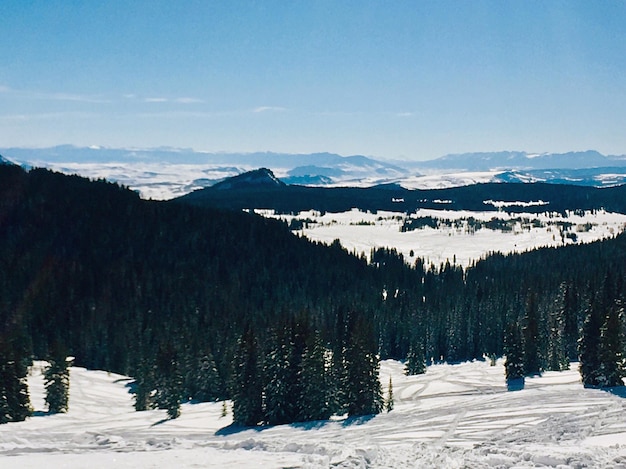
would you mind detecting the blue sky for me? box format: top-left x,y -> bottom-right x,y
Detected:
1,1 -> 625,160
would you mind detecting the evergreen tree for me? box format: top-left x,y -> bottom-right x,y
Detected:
597,299 -> 625,387
153,344 -> 183,419
0,342 -> 32,423
344,317 -> 383,417
404,343 -> 426,376
192,353 -> 221,402
232,327 -> 263,426
559,282 -> 580,362
263,327 -> 297,425
327,345 -> 348,416
522,291 -> 542,376
384,376 -> 394,412
298,331 -> 332,422
546,300 -> 568,372
504,322 -> 525,390
133,356 -> 155,411
44,348 -> 70,414
579,288 -> 603,387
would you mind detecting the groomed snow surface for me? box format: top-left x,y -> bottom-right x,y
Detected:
2,360 -> 625,468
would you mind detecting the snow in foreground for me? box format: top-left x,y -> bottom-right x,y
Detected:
1,361 -> 625,468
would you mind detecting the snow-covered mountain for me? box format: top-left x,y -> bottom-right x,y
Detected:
2,145 -> 626,200
0,154 -> 15,165
418,150 -> 626,172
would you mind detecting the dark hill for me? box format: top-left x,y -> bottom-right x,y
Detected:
211,167 -> 285,190
177,169 -> 626,214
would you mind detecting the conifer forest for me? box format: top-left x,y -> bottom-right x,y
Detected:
1,165 -> 625,425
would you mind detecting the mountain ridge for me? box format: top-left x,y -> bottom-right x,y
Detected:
177,168 -> 626,215
3,145 -> 626,199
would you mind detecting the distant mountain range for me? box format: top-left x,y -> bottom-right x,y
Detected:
176,168 -> 626,215
2,146 -> 626,199
417,150 -> 626,172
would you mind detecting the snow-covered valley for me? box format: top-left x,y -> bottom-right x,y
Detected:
262,208 -> 626,268
2,360 -> 625,468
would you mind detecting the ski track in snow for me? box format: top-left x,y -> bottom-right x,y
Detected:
1,361 -> 625,468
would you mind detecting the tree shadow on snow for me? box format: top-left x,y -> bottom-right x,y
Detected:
215,415 -> 374,436
215,423 -> 267,436
341,414 -> 376,427
151,417 -> 172,427
602,386 -> 626,399
289,419 -> 331,431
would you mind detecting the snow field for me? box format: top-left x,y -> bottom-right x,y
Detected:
262,208 -> 626,268
1,360 -> 625,468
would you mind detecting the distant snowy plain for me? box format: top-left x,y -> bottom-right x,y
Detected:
2,360 -> 625,468
12,159 -> 504,200
261,208 -> 626,268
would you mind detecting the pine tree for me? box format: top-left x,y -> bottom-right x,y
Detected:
193,353 -> 221,402
559,282 -> 579,362
579,288 -> 603,387
578,274 -> 623,388
344,317 -> 383,417
384,376 -> 394,412
232,327 -> 263,426
504,322 -> 525,391
522,291 -> 542,376
404,343 -> 426,376
263,327 -> 297,425
133,356 -> 155,411
298,331 -> 331,422
327,345 -> 348,416
0,342 -> 32,423
9,357 -> 32,422
44,350 -> 70,414
153,343 -> 183,419
546,300 -> 568,372
597,300 -> 625,387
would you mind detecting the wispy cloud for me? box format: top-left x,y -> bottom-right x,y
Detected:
2,86 -> 204,106
136,110 -> 227,119
252,106 -> 287,113
47,92 -> 110,104
396,112 -> 414,117
175,97 -> 204,104
0,111 -> 100,121
0,85 -> 109,103
143,96 -> 204,104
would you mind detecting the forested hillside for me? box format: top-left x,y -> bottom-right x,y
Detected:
1,166 -> 624,425
178,169 -> 626,214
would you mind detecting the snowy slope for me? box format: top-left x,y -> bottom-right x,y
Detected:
1,361 -> 625,468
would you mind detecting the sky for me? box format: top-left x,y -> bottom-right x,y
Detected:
1,1 -> 625,161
